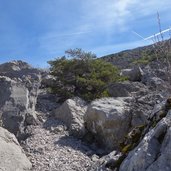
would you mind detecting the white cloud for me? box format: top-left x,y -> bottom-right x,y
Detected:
38,0 -> 171,41
79,0 -> 171,33
80,0 -> 134,32
37,0 -> 171,57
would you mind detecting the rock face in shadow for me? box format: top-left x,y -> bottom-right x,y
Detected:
120,67 -> 143,82
84,97 -> 132,152
0,61 -> 41,139
0,126 -> 32,171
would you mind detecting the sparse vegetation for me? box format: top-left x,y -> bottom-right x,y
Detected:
48,48 -> 125,101
132,49 -> 156,65
132,56 -> 151,65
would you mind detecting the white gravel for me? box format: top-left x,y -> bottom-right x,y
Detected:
22,118 -> 94,171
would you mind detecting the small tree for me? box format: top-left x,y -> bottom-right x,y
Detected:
48,48 -> 124,101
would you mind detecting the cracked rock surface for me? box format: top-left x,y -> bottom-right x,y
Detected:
119,110 -> 171,171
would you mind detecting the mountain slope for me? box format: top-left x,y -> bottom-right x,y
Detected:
101,39 -> 171,69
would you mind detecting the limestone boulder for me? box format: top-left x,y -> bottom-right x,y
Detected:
0,126 -> 32,171
0,72 -> 40,139
54,97 -> 87,137
120,110 -> 171,171
84,97 -> 132,152
0,60 -> 30,72
0,60 -> 41,81
145,77 -> 168,91
108,81 -> 147,97
0,61 -> 42,139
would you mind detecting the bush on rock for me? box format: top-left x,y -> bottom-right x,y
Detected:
48,48 -> 125,101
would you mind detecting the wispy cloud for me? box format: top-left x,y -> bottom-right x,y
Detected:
56,31 -> 92,37
40,31 -> 92,41
38,0 -> 171,55
80,0 -> 135,32
39,0 -> 171,46
79,0 -> 171,33
1,0 -> 171,66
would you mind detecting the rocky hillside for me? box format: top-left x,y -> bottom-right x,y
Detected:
0,57 -> 171,171
101,38 -> 171,69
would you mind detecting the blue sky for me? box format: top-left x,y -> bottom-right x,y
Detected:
0,0 -> 171,67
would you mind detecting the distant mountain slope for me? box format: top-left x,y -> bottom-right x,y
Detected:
101,45 -> 154,69
101,39 -> 171,69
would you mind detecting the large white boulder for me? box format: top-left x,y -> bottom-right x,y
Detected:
84,97 -> 132,151
0,61 -> 41,139
0,127 -> 32,171
54,97 -> 87,137
0,76 -> 39,139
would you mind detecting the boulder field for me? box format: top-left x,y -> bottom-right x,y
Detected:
0,60 -> 171,171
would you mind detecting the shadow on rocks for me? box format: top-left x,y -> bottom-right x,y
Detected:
42,116 -> 66,131
54,134 -> 107,159
54,135 -> 97,156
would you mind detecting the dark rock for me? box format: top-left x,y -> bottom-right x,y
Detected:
120,67 -> 143,81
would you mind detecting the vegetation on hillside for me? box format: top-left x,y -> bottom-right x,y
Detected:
101,38 -> 171,69
48,48 -> 126,102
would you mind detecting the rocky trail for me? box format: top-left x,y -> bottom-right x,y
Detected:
23,88 -> 96,171
22,117 -> 94,171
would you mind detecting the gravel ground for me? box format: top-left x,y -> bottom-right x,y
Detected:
22,118 -> 94,171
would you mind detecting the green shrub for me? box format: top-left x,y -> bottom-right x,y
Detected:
48,48 -> 124,101
132,50 -> 156,65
